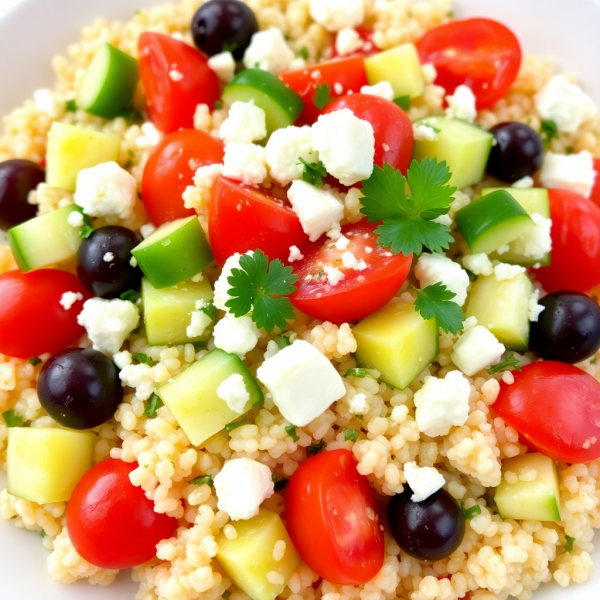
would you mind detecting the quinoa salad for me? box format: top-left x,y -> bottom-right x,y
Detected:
1,1 -> 600,599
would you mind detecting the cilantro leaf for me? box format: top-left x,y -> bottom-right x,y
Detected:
344,428 -> 360,442
344,368 -> 370,378
376,217 -> 454,256
65,99 -> 77,112
461,503 -> 482,519
135,352 -> 153,366
540,119 -> 559,148
313,83 -> 334,110
412,283 -> 466,335
28,356 -> 42,366
298,46 -> 309,60
308,440 -> 326,455
225,250 -> 298,332
79,225 -> 94,239
190,474 -> 214,487
393,95 -> 410,110
225,419 -> 246,433
2,409 -> 26,428
144,394 -> 163,418
298,157 -> 327,187
285,425 -> 299,442
564,535 -> 576,553
197,300 -> 216,321
487,356 -> 522,375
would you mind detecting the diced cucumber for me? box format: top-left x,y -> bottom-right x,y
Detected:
353,302 -> 439,390
465,272 -> 534,351
364,43 -> 424,99
8,205 -> 86,272
216,509 -> 301,600
76,43 -> 139,119
495,453 -> 561,522
412,116 -> 494,189
132,216 -> 214,289
7,427 -> 94,504
46,122 -> 121,191
157,348 -> 263,446
142,277 -> 214,346
223,69 -> 304,134
455,190 -> 535,255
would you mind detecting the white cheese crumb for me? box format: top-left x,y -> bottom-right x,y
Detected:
222,142 -> 267,186
129,257 -> 138,267
193,104 -> 212,132
217,373 -> 250,414
360,82 -> 395,102
213,314 -> 261,358
169,69 -> 184,82
451,326 -> 506,377
421,63 -> 438,85
413,123 -> 438,141
213,251 -> 254,312
186,302 -> 213,338
445,85 -> 477,123
288,245 -> 304,262
348,392 -> 369,415
113,350 -> 133,370
494,263 -> 526,282
341,251 -> 367,271
264,339 -> 280,360
103,252 -> 114,263
265,126 -> 319,186
219,101 -> 267,144
336,27 -> 363,56
33,89 -> 65,118
243,28 -> 295,74
135,122 -> 163,149
335,235 -> 351,251
415,253 -> 470,307
67,210 -> 84,227
509,213 -> 552,261
365,246 -> 373,254
539,150 -> 596,198
326,223 -> 342,241
309,0 -> 365,32
502,371 -> 515,385
119,363 -> 155,401
528,289 -> 546,322
207,51 -> 236,83
324,265 -> 345,286
462,253 -> 494,277
59,291 -> 83,311
432,214 -> 452,227
140,223 -> 157,239
512,176 -> 534,189
403,462 -> 445,502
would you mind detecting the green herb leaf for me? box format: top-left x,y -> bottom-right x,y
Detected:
344,428 -> 360,442
540,119 -> 559,148
190,474 -> 214,487
285,425 -> 299,442
344,368 -> 370,378
225,419 -> 246,433
308,440 -> 325,456
313,82 -> 334,110
222,41 -> 239,54
412,283 -> 466,335
40,530 -> 47,538
135,352 -> 153,366
461,503 -> 482,519
214,99 -> 223,110
276,334 -> 292,350
65,99 -> 77,112
28,356 -> 42,366
298,157 -> 327,188
465,269 -> 478,282
565,146 -> 574,155
225,250 -> 299,332
144,394 -> 163,419
120,289 -> 141,303
393,95 -> 410,110
79,225 -> 94,239
486,356 -> 523,375
298,46 -> 309,60
197,300 -> 216,321
2,409 -> 25,428
564,535 -> 576,553
591,357 -> 598,365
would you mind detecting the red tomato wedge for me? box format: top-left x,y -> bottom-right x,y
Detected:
416,18 -> 522,108
279,57 -> 368,125
493,362 -> 600,463
290,221 -> 412,323
331,27 -> 380,59
209,176 -> 309,266
138,32 -> 220,133
142,129 -> 224,226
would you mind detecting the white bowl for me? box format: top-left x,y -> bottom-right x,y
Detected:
0,0 -> 599,598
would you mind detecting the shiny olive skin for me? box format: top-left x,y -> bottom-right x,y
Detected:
77,226 -> 142,299
0,159 -> 45,230
191,0 -> 259,60
387,487 -> 465,561
37,348 -> 123,430
486,122 -> 545,182
529,291 -> 600,363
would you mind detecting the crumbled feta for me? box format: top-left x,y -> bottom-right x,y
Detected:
451,326 -> 506,377
287,180 -> 344,242
113,350 -> 133,370
348,392 -> 369,415
512,176 -> 534,189
219,101 -> 267,144
288,245 -> 304,262
432,214 -> 452,227
59,291 -> 83,311
341,251 -> 367,271
140,223 -> 157,239
326,223 -> 342,240
528,289 -> 545,322
74,162 -> 137,220
309,0 -> 365,32
494,263 -> 526,282
67,210 -> 84,227
217,373 -> 250,414
415,253 -> 470,307
213,251 -> 254,312
213,314 -> 261,358
462,253 -> 494,277
311,109 -> 375,186
360,82 -> 395,101
222,142 -> 267,186
186,302 -> 213,338
264,339 -> 280,360
169,69 -> 184,82
265,126 -> 319,185
539,151 -> 596,198
103,252 -> 114,263
413,123 -> 438,141
534,75 -> 597,134
336,27 -> 363,56
33,89 -> 64,118
77,298 -> 140,355
214,458 -> 274,521
256,340 -> 346,426
414,371 -> 471,437
193,104 -> 212,132
421,63 -> 437,85
445,85 -> 477,123
403,462 -> 445,502
184,163 -> 224,210
207,51 -> 236,83
243,28 -> 294,74
135,122 -> 163,149
509,213 -> 552,261
495,244 -> 510,255
324,265 -> 345,286
119,363 -> 155,401
335,235 -> 351,251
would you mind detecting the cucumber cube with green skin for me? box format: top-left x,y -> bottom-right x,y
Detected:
216,509 -> 301,600
455,190 -> 535,255
8,205 -> 86,272
142,276 -> 214,346
465,272 -> 534,351
412,116 -> 494,190
7,427 -> 95,504
46,122 -> 121,191
364,43 -> 424,99
495,453 -> 561,522
223,69 -> 304,135
132,216 -> 214,289
157,348 -> 263,447
353,302 -> 439,390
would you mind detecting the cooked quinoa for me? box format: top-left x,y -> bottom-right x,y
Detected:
1,1 -> 600,600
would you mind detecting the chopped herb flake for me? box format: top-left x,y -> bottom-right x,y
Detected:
276,334 -> 292,350
591,357 -> 598,365
393,95 -> 410,110
285,425 -> 299,442
461,503 -> 482,519
222,42 -> 239,54
190,475 -> 214,487
298,46 -> 309,60
564,535 -> 576,553
298,157 -> 327,188
197,300 -> 216,321
344,368 -> 370,378
313,82 -> 334,111
466,269 -> 478,282
79,225 -> 94,239
308,440 -> 325,456
144,394 -> 163,419
540,119 -> 559,148
40,530 -> 47,538
135,353 -> 153,366
214,99 -> 223,110
2,409 -> 25,428
65,99 -> 77,112
225,419 -> 246,433
344,428 -> 360,442
120,289 -> 141,303
487,356 -> 522,375
28,356 -> 42,366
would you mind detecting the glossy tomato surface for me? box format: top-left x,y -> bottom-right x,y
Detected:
142,129 -> 224,226
285,449 -> 384,585
493,362 -> 600,463
534,189 -> 600,293
331,27 -> 379,59
416,18 -> 522,108
323,94 -> 414,174
67,459 -> 178,570
0,269 -> 89,359
290,221 -> 412,323
139,32 -> 220,133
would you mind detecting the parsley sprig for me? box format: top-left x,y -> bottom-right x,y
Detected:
412,283 -> 466,335
298,158 -> 327,187
360,159 -> 456,257
313,83 -> 334,110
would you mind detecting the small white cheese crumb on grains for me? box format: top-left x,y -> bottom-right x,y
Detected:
288,245 -> 304,262
186,301 -> 212,338
59,292 -> 83,311
113,350 -> 132,370
335,27 -> 362,56
360,82 -> 395,101
219,101 -> 267,144
539,150 -> 596,198
217,373 -> 250,414
348,392 -> 369,415
169,69 -> 184,82
135,122 -> 162,149
512,175 -> 534,189
413,123 -> 438,141
403,462 -> 445,502
309,0 -> 365,32
119,363 -> 155,400
103,252 -> 114,263
421,63 -> 438,85
243,28 -> 295,74
207,51 -> 236,83
324,265 -> 345,286
213,314 -> 261,358
265,125 -> 319,186
222,142 -> 267,186
415,253 -> 470,307
193,103 -> 212,132
510,213 -> 552,261
67,210 -> 84,227
445,85 -> 477,123
451,326 -> 506,377
33,88 -> 65,118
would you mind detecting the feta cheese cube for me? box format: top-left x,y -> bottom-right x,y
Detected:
59,291 -> 83,311
219,101 -> 267,144
415,253 -> 470,307
119,363 -> 155,401
360,82 -> 395,101
414,370 -> 471,437
222,142 -> 267,186
213,314 -> 261,358
451,326 -> 506,377
243,28 -> 295,74
336,28 -> 363,56
403,462 -> 445,502
445,85 -> 477,123
217,373 -> 250,414
214,458 -> 274,521
287,180 -> 344,242
494,263 -> 526,282
413,123 -> 438,141
74,162 -> 137,220
265,125 -> 319,185
208,51 -> 236,83
509,213 -> 552,261
309,0 -> 365,32
462,253 -> 494,277
539,151 -> 596,198
257,340 -> 346,426
213,251 -> 254,311
288,245 -> 304,262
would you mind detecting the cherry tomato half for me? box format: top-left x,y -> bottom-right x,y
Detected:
416,18 -> 522,108
142,129 -> 224,226
322,94 -> 414,174
139,32 -> 220,133
534,189 -> 600,293
285,449 -> 384,585
290,221 -> 412,323
67,459 -> 178,570
331,28 -> 380,59
0,269 -> 89,359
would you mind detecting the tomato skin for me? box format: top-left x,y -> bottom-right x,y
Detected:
279,57 -> 368,125
290,221 -> 412,323
590,158 -> 600,208
322,94 -> 414,174
331,28 -> 379,59
416,18 -> 522,108
285,449 -> 384,585
493,362 -> 600,463
67,459 -> 178,570
534,189 -> 600,293
209,176 -> 309,266
142,129 -> 224,226
138,32 -> 220,133
0,269 -> 89,359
